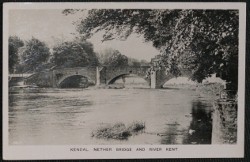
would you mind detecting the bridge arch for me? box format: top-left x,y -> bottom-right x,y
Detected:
52,67 -> 97,88
57,74 -> 94,88
103,66 -> 150,85
107,73 -> 150,85
154,69 -> 193,88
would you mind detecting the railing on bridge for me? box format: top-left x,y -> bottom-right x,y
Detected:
9,73 -> 34,78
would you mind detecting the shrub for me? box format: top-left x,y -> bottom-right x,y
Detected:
127,121 -> 145,132
92,121 -> 145,140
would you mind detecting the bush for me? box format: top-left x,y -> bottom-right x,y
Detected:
92,121 -> 145,140
127,121 -> 145,132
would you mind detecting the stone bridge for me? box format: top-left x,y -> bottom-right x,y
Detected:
24,66 -> 192,88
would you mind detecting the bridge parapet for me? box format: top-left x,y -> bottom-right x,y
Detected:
9,73 -> 34,78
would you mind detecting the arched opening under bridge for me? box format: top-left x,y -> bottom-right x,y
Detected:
163,77 -> 197,88
59,75 -> 89,88
108,74 -> 150,88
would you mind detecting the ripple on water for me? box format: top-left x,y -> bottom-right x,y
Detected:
9,88 -> 214,145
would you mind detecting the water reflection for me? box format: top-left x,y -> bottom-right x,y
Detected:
159,100 -> 212,145
9,88 -> 213,145
160,123 -> 186,144
184,100 -> 212,144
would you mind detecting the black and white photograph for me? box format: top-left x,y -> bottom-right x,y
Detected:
3,2 -> 246,160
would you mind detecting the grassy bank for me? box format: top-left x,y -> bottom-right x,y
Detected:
164,82 -> 224,99
195,83 -> 225,99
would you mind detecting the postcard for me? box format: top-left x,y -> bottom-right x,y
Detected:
3,2 -> 246,160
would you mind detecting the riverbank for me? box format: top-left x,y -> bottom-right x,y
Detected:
212,100 -> 237,144
165,82 -> 238,144
164,82 -> 223,99
195,83 -> 224,100
194,83 -> 237,144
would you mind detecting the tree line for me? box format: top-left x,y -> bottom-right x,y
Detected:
10,9 -> 239,90
9,36 -> 149,74
64,9 -> 238,90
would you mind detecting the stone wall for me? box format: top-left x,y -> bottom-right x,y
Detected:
212,99 -> 237,144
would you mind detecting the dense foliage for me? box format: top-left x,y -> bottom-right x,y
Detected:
51,39 -> 98,68
20,37 -> 51,72
128,58 -> 150,67
66,9 -> 239,90
98,48 -> 149,67
9,36 -> 24,73
98,48 -> 128,67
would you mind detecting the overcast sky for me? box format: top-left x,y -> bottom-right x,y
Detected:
9,9 -> 159,61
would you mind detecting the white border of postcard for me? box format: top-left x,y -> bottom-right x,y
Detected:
3,2 -> 246,160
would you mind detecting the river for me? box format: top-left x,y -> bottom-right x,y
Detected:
9,87 -> 213,145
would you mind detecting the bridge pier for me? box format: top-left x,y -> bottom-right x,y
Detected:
150,70 -> 156,89
96,67 -> 101,86
52,70 -> 57,88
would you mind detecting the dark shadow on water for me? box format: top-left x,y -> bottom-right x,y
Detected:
184,100 -> 213,144
160,100 -> 213,145
160,123 -> 181,144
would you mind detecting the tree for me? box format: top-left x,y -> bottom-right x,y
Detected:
97,48 -> 114,65
128,57 -> 150,66
9,36 -> 24,73
66,9 -> 239,90
128,57 -> 141,66
21,37 -> 50,72
98,48 -> 128,67
107,50 -> 128,67
51,39 -> 98,68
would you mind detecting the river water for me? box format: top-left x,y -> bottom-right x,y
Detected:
9,87 -> 213,145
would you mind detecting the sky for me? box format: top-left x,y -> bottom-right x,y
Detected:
9,9 -> 159,61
